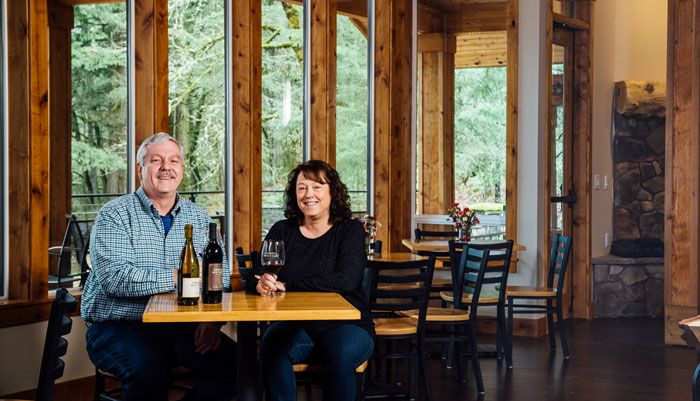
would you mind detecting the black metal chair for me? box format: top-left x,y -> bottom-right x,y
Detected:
366,256 -> 435,401
368,239 -> 382,255
48,214 -> 89,288
505,233 -> 573,368
234,247 -> 255,288
405,245 -> 493,394
440,240 -> 514,359
414,227 -> 458,241
27,288 -> 77,401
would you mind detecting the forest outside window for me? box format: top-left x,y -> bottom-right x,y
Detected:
261,0 -> 305,233
335,9 -> 369,216
168,0 -> 227,236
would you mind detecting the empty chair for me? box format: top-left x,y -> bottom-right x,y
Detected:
405,244 -> 494,394
368,239 -> 382,255
48,214 -> 89,288
505,233 -> 573,367
414,227 -> 458,241
366,256 -> 435,401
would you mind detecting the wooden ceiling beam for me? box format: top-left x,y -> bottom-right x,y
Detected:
445,2 -> 507,33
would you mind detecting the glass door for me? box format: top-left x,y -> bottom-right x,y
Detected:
549,29 -> 574,316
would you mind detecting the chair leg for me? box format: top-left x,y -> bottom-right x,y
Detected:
410,338 -> 418,401
555,300 -> 571,359
419,337 -> 433,401
496,305 -> 506,360
355,370 -> 365,401
546,298 -> 556,352
506,298 -> 514,368
454,328 -> 466,384
468,324 -> 484,394
94,369 -> 105,401
693,362 -> 700,401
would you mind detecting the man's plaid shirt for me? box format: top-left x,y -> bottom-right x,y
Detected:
81,188 -> 229,322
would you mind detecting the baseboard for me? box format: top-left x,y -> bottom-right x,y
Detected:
2,375 -> 98,401
476,315 -> 548,337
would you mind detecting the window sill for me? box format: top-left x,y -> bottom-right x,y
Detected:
0,290 -> 82,328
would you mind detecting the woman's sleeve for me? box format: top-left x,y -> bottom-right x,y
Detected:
285,221 -> 366,294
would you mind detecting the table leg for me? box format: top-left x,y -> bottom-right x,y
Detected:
237,321 -> 258,401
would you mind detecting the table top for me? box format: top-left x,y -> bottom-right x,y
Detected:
401,239 -> 527,254
368,252 -> 428,262
143,292 -> 360,323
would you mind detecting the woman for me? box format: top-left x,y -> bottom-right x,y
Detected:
247,160 -> 374,401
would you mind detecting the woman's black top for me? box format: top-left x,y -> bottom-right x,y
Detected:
246,218 -> 374,338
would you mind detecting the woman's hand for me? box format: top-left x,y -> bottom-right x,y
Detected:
255,273 -> 278,296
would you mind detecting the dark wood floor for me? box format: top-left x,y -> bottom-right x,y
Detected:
390,318 -> 697,401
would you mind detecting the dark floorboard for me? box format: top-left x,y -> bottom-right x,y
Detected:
306,318 -> 697,401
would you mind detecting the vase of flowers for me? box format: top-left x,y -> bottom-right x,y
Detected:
360,214 -> 381,254
447,203 -> 480,242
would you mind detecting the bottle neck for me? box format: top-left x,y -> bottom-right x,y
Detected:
209,224 -> 218,242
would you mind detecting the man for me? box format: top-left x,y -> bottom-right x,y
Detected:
81,133 -> 236,401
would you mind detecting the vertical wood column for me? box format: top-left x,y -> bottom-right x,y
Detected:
134,0 -> 169,146
48,3 -> 73,248
665,0 -> 700,345
417,33 -> 455,215
231,0 -> 263,259
7,0 -> 50,300
572,2 -> 593,319
505,0 -> 518,267
374,0 -> 413,253
309,0 -> 337,165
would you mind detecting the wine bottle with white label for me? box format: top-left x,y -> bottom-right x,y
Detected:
202,222 -> 223,304
178,224 -> 200,306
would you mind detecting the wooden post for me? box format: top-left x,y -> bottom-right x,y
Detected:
374,0 -> 413,253
309,0 -> 337,165
506,0 -> 518,271
231,0 -> 263,284
48,3 -> 74,249
665,0 -> 700,345
417,33 -> 455,215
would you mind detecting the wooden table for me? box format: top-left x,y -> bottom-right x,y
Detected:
368,252 -> 428,262
401,238 -> 527,254
143,292 -> 360,401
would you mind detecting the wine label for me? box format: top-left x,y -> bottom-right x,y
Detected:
182,277 -> 200,298
208,263 -> 223,291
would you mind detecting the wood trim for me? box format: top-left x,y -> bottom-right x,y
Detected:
231,0 -> 263,258
309,0 -> 337,165
541,0 -> 553,288
571,2 -> 593,320
1,375 -> 97,401
417,33 -> 455,216
552,12 -> 589,31
374,0 -> 413,253
134,0 -> 169,146
48,3 -> 74,249
445,2 -> 507,34
0,293 -> 82,329
57,0 -> 123,5
505,0 -> 518,273
664,0 -> 700,344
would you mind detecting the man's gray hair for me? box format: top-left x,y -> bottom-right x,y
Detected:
136,133 -> 184,166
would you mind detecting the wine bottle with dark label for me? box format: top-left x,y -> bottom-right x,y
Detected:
202,222 -> 223,304
178,224 -> 200,306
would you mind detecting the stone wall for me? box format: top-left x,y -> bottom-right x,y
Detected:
592,255 -> 664,317
613,113 -> 665,241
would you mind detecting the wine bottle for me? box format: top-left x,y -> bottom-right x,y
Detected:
202,222 -> 223,304
178,224 -> 200,306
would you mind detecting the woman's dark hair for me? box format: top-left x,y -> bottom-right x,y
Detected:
284,160 -> 352,225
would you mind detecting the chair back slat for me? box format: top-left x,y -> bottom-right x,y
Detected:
367,257 -> 436,333
468,241 -> 514,304
547,233 -> 573,293
453,246 -> 490,314
415,228 -> 458,241
36,288 -> 77,401
235,247 -> 255,286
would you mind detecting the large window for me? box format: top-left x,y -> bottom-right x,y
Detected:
336,12 -> 368,216
454,67 -> 506,239
261,0 -> 304,230
71,3 -> 128,222
168,0 -> 226,224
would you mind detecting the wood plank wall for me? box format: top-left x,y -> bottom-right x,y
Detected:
48,3 -> 74,248
665,0 -> 700,345
231,0 -> 263,258
374,0 -> 413,252
505,0 -> 518,270
309,0 -> 337,165
417,33 -> 455,215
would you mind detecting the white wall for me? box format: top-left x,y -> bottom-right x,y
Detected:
591,0 -> 667,257
0,317 -> 93,396
512,0 -> 548,288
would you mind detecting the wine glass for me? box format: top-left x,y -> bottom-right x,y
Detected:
260,240 -> 285,296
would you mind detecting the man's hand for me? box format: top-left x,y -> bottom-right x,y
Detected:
194,322 -> 223,354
